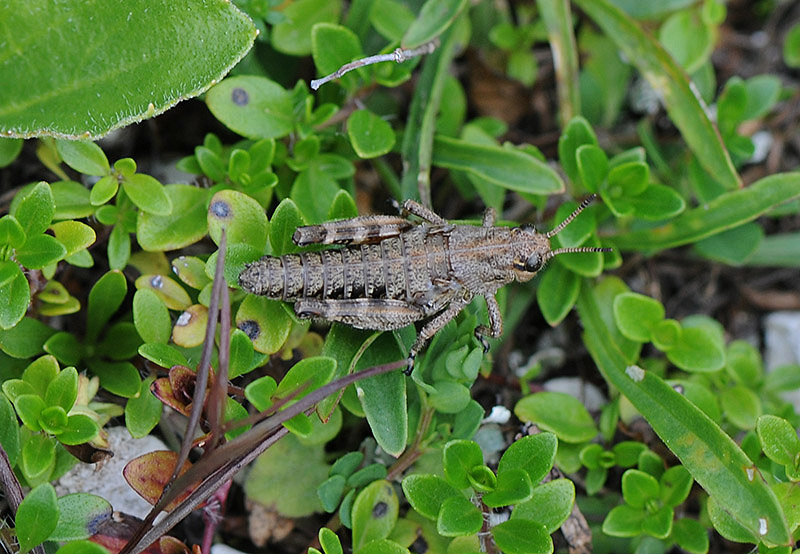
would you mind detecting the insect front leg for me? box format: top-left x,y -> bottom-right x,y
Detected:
293,215 -> 413,246
474,293 -> 503,353
294,298 -> 426,331
482,207 -> 497,227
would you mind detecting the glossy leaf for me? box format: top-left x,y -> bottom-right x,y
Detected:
55,140 -> 109,176
511,478 -> 575,533
236,296 -> 291,354
15,483 -> 59,553
122,174 -> 172,216
125,376 -> 162,439
208,189 -> 269,251
351,480 -> 398,551
0,316 -> 56,358
613,292 -> 665,342
0,215 -> 26,247
515,392 -> 598,443
402,0 -> 468,49
436,494 -> 482,537
0,261 -> 29,330
433,135 -> 564,195
16,233 -> 67,269
491,518 -> 551,554
482,468 -> 533,508
271,0 -> 341,56
133,289 -> 171,344
135,274 -> 191,310
0,0 -> 256,138
171,304 -> 209,348
348,109 -> 395,158
401,474 -> 460,519
0,394 -> 20,465
12,182 -> 55,237
86,270 -> 127,343
137,184 -> 209,251
312,23 -> 363,93
443,440 -> 483,490
206,76 -> 294,139
537,261 -> 580,326
498,433 -> 558,486
21,433 -> 55,482
59,414 -> 100,445
45,366 -> 78,412
270,198 -> 305,256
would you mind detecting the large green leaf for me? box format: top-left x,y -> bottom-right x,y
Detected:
0,0 -> 256,138
137,184 -> 209,251
577,282 -> 790,547
608,173 -> 800,251
573,0 -> 740,190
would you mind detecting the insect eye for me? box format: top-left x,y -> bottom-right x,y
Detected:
524,253 -> 542,273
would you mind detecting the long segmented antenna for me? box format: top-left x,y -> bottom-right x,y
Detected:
544,194 -> 612,261
545,194 -> 598,238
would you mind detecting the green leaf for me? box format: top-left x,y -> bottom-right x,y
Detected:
611,173 -> 800,251
0,137 -> 23,167
642,505 -> 673,539
0,0 -> 256,139
206,75 -> 294,139
576,145 -> 608,192
613,292 -> 665,342
274,357 -> 337,401
235,296 -> 292,354
498,433 -> 558,485
483,468 -> 533,508
55,140 -> 109,176
515,392 -> 598,443
90,175 -> 119,206
328,190 -> 358,221
0,394 -> 20,466
125,376 -> 162,438
38,405 -> 68,434
559,117 -> 599,186
208,189 -> 269,251
757,415 -> 800,467
573,0 -> 740,190
693,222 -> 763,265
719,385 -> 761,430
401,474 -> 460,519
132,289 -> 170,344
660,465 -> 693,507
433,135 -> 564,195
121,173 -> 172,216
107,223 -> 130,270
429,380 -> 470,413
51,180 -> 94,220
86,270 -> 127,343
15,483 -> 58,553
659,9 -> 713,73
16,233 -> 67,269
347,463 -> 387,489
15,394 -> 46,431
243,433 -> 328,517
626,183 -> 686,220
436,494 -> 482,537
312,23 -> 364,92
50,220 -> 96,256
672,517 -> 710,554
49,493 -> 112,541
725,340 -> 762,386
666,326 -> 726,372
0,317 -> 56,358
578,282 -> 791,547
784,23 -> 800,68
354,334 -> 407,457
137,184 -> 209,251
0,262 -> 30,330
59,413 -> 100,445
537,261 -> 580,326
443,440 -> 483,490
402,0 -> 468,49
511,478 -> 575,533
89,360 -> 140,398
622,469 -> 659,507
348,109 -> 396,159
271,0 -> 341,56
602,504 -> 646,537
0,215 -> 26,247
13,182 -> 55,237
492,518 -> 552,554
351,480 -> 398,552
45,366 -> 78,412
270,198 -> 305,256
21,434 -> 55,482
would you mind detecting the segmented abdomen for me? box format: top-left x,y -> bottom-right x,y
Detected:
238,230 -> 450,302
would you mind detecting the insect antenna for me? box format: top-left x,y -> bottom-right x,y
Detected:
544,194 -> 612,261
545,194 -> 598,238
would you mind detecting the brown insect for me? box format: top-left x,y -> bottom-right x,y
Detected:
239,195 -> 610,373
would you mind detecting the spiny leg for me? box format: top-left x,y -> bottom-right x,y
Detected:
474,293 -> 503,353
399,199 -> 448,226
294,298 -> 425,331
293,215 -> 413,246
407,298 -> 470,375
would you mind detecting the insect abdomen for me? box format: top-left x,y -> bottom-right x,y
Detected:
239,231 -> 450,302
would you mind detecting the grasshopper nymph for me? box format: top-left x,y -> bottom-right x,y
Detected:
239,195 -> 610,373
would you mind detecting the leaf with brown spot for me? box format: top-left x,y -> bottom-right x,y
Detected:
123,451 -> 194,511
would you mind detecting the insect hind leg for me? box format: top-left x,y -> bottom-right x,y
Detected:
474,293 -> 503,353
293,215 -> 413,246
294,298 -> 425,330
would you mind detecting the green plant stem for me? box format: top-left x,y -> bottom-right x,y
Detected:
386,405 -> 435,481
537,0 -> 580,127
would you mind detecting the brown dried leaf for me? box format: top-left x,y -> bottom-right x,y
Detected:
123,451 -> 194,512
